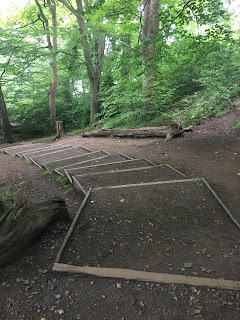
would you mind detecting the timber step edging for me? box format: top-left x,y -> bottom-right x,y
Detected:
43,150 -> 110,171
64,157 -> 155,181
72,164 -> 187,195
31,146 -> 92,168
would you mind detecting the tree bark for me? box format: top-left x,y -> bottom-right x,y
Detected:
0,195 -> 69,265
0,85 -> 14,144
90,77 -> 101,124
48,0 -> 58,129
141,0 -> 160,95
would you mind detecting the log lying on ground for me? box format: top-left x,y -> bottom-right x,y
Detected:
82,122 -> 191,139
0,195 -> 69,265
82,127 -> 169,138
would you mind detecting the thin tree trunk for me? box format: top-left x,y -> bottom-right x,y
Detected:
0,85 -> 14,143
48,54 -> 57,127
48,0 -> 58,129
35,0 -> 58,131
58,0 -> 105,125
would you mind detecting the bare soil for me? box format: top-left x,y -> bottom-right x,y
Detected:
0,108 -> 240,320
62,182 -> 240,281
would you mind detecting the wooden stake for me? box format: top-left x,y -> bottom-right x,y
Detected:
56,121 -> 65,139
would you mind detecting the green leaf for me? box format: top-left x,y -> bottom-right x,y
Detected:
120,198 -> 126,203
184,262 -> 193,268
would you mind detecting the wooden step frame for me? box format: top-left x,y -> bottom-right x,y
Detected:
53,177 -> 240,290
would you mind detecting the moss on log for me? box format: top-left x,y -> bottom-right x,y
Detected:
0,195 -> 69,265
81,123 -> 186,139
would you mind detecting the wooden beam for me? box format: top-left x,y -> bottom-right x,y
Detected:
72,176 -> 87,195
94,178 -> 202,191
54,188 -> 92,263
202,178 -> 240,230
52,263 -> 240,291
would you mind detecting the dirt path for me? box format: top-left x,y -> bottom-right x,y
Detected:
0,109 -> 239,319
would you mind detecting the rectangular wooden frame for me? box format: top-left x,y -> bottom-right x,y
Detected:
53,177 -> 240,290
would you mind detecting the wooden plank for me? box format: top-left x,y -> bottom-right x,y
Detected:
94,178 -> 202,191
72,176 -> 87,195
52,263 -> 240,291
74,165 -> 161,178
54,188 -> 92,263
117,152 -> 134,160
202,178 -> 240,230
164,163 -> 186,177
64,169 -> 73,183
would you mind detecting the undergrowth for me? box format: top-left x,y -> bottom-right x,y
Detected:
101,93 -> 233,129
234,118 -> 240,128
41,169 -> 51,176
25,159 -> 32,165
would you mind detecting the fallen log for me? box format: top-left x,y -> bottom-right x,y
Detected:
82,122 -> 190,139
0,195 -> 69,265
82,127 -> 170,138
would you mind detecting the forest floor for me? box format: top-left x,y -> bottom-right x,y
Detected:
0,108 -> 240,320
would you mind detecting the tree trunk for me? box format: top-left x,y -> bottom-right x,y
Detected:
141,0 -> 160,96
58,0 -> 105,125
0,195 -> 69,265
48,0 -> 58,130
48,55 -> 57,128
90,77 -> 100,124
0,85 -> 14,144
35,0 -> 58,131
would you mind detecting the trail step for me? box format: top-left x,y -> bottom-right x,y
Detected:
72,164 -> 186,194
64,181 -> 239,282
63,153 -> 133,181
44,150 -> 109,171
31,146 -> 92,168
65,157 -> 154,182
20,145 -> 73,159
1,143 -> 49,156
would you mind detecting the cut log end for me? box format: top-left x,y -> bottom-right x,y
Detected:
165,120 -> 183,141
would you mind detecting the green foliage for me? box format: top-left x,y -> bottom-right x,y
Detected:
234,119 -> 240,128
56,175 -> 68,186
41,169 -> 51,176
1,0 -> 239,135
25,159 -> 32,165
55,174 -> 73,193
64,186 -> 74,194
0,190 -> 16,214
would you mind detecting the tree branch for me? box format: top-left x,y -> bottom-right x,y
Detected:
175,0 -> 193,20
17,18 -> 41,29
59,50 -> 86,64
34,0 -> 53,51
0,54 -> 14,81
58,0 -> 77,15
